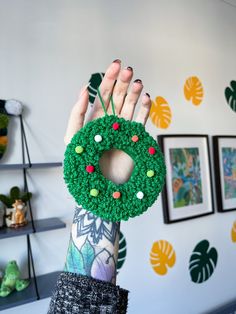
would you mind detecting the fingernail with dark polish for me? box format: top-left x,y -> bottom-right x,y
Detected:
113,59 -> 121,63
127,66 -> 133,71
134,79 -> 142,83
145,93 -> 150,97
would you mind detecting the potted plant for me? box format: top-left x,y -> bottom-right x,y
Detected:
0,186 -> 32,228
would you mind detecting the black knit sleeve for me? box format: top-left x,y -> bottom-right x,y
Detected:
47,272 -> 129,314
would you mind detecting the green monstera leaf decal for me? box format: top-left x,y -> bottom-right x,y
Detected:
117,231 -> 127,273
189,239 -> 218,284
225,80 -> 236,113
88,72 -> 105,104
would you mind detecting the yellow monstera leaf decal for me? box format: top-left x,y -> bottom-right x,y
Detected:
184,76 -> 204,106
149,96 -> 172,129
150,240 -> 176,275
231,221 -> 236,242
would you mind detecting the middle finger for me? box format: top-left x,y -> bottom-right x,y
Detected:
107,67 -> 133,115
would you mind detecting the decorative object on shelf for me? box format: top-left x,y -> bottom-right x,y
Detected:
158,135 -> 214,223
0,260 -> 30,297
184,76 -> 204,106
225,80 -> 236,113
0,99 -> 23,160
0,201 -> 5,228
213,136 -> 236,212
149,96 -> 172,129
150,240 -> 176,276
0,110 -> 65,310
0,111 -> 9,160
88,72 -> 105,104
0,186 -> 32,228
189,239 -> 218,284
64,89 -> 166,222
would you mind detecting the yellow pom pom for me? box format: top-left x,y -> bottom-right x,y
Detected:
90,189 -> 99,197
75,146 -> 84,154
147,170 -> 154,177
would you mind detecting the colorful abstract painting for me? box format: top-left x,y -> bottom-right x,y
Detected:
169,147 -> 203,208
222,147 -> 236,199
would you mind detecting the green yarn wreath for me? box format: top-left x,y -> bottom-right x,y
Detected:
64,114 -> 166,222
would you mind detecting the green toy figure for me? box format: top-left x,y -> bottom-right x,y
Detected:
0,260 -> 30,297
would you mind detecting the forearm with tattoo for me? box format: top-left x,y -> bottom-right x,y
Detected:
64,206 -> 120,284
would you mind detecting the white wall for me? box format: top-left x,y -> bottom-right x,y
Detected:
0,0 -> 236,313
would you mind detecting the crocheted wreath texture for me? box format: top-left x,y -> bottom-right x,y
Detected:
64,114 -> 166,221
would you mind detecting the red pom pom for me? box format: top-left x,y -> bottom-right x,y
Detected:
132,135 -> 139,142
113,191 -> 121,199
148,147 -> 156,155
112,122 -> 120,130
86,165 -> 95,173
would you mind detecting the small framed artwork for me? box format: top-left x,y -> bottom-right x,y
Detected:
213,136 -> 236,212
158,135 -> 214,223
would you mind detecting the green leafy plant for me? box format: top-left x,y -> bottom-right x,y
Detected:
0,186 -> 32,208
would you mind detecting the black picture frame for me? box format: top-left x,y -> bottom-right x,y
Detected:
213,135 -> 236,212
158,134 -> 214,224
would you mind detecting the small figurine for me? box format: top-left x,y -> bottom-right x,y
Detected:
0,260 -> 30,297
11,199 -> 27,227
0,186 -> 32,228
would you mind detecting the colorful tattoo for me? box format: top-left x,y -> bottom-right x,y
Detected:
65,206 -> 120,283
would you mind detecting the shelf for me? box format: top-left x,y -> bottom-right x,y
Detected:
0,162 -> 62,170
0,271 -> 61,311
0,218 -> 66,240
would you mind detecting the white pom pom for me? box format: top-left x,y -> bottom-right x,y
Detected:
136,191 -> 144,199
94,134 -> 102,142
5,99 -> 23,116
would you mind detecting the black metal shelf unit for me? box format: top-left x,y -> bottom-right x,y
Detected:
0,115 -> 65,311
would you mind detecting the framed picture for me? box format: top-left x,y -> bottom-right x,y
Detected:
213,136 -> 236,212
158,135 -> 214,223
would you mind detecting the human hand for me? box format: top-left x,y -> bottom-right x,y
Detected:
64,60 -> 151,185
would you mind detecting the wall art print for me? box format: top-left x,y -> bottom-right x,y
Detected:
158,135 -> 214,223
189,239 -> 218,284
213,136 -> 236,212
150,240 -> 176,275
225,80 -> 236,113
184,76 -> 204,106
149,96 -> 172,129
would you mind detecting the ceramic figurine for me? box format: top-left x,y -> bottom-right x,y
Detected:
11,199 -> 27,228
0,261 -> 29,297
